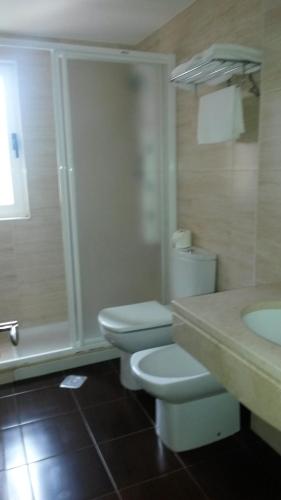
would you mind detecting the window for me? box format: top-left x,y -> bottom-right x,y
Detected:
0,61 -> 29,220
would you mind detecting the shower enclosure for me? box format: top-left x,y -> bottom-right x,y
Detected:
0,45 -> 71,368
0,39 -> 176,377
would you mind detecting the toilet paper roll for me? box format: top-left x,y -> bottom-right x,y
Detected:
172,229 -> 192,249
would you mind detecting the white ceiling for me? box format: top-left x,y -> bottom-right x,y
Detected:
0,0 -> 196,45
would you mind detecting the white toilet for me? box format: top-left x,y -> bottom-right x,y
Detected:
98,247 -> 216,389
131,344 -> 240,452
98,246 -> 240,451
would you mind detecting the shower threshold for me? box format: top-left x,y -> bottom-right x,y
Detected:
0,321 -> 119,384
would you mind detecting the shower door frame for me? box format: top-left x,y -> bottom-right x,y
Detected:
0,36 -> 176,369
53,46 -> 176,349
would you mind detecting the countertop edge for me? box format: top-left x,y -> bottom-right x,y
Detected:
172,311 -> 281,431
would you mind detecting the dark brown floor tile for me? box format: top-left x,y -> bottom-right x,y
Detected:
14,371 -> 65,394
100,429 -> 179,489
132,390 -> 155,421
241,430 -> 281,488
0,465 -> 33,500
120,470 -> 207,500
110,358 -> 120,372
189,448 -> 280,500
242,429 -> 270,455
29,447 -> 114,500
66,360 -> 117,377
0,396 -> 19,429
17,386 -> 76,424
0,383 -> 15,398
22,412 -> 92,463
240,405 -> 251,430
1,367 -> 277,500
242,430 -> 281,465
84,397 -> 151,442
75,371 -> 127,408
179,432 -> 243,466
95,494 -> 119,500
0,427 -> 26,470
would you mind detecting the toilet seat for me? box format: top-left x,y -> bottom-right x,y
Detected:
98,301 -> 172,333
98,302 -> 174,389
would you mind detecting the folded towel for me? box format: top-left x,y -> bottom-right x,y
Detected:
197,85 -> 245,144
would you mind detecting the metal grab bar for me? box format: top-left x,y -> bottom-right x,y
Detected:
0,321 -> 19,346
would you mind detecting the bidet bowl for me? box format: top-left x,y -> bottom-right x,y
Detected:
131,344 -> 225,404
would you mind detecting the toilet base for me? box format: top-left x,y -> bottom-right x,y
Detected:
156,392 -> 240,452
120,352 -> 141,390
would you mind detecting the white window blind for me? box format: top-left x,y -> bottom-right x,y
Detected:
0,61 -> 30,220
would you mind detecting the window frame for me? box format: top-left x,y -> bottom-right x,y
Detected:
0,60 -> 30,221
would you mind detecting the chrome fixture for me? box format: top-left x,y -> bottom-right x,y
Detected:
170,44 -> 262,97
0,321 -> 19,346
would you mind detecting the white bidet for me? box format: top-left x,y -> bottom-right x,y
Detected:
131,344 -> 240,452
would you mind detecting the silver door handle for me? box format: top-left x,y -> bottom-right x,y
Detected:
11,133 -> 20,158
0,321 -> 19,346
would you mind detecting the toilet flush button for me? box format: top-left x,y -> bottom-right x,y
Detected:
60,375 -> 87,389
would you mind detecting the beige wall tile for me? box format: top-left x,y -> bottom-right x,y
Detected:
178,143 -> 234,172
233,143 -> 259,170
256,169 -> 281,283
138,0 -> 262,290
1,0 -> 279,328
139,0 -> 281,448
259,89 -> 281,141
262,48 -> 281,92
257,168 -> 281,205
259,138 -> 281,169
263,5 -> 281,48
228,170 -> 258,287
263,0 -> 281,11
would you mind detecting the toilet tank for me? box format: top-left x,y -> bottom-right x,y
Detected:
170,247 -> 217,299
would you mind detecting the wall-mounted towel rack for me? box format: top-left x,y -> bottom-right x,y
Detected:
170,44 -> 262,95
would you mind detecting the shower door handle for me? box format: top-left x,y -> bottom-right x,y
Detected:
11,133 -> 20,158
0,320 -> 19,346
10,324 -> 19,346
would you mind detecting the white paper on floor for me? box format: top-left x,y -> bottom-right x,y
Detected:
60,375 -> 87,389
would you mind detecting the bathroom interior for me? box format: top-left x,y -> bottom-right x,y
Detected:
0,0 -> 281,499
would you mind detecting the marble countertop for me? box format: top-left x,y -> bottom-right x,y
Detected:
172,283 -> 281,431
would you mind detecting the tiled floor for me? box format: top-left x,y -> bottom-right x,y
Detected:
0,359 -> 281,500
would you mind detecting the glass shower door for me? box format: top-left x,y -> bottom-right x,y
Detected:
64,58 -> 165,343
0,46 -> 71,365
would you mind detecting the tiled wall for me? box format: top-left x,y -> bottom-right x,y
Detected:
138,0 -> 281,448
138,0 -> 263,291
1,1 -> 280,326
256,0 -> 281,284
0,48 -> 68,327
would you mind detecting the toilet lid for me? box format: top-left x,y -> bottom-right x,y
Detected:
98,301 -> 172,333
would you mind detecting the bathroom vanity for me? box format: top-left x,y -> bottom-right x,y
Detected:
172,283 -> 281,433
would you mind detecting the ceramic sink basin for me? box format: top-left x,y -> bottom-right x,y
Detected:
242,303 -> 281,346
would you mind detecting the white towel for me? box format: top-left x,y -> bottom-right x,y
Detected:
197,85 -> 245,144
